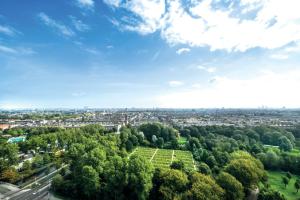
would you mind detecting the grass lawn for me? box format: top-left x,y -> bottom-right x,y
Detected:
267,171 -> 300,200
178,136 -> 188,145
264,145 -> 300,156
288,148 -> 300,156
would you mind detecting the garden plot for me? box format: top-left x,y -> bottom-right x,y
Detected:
132,147 -> 196,170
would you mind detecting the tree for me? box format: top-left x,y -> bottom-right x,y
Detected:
120,128 -> 129,146
206,155 -> 217,168
170,160 -> 185,171
216,172 -> 244,200
157,169 -> 189,200
0,143 -> 19,171
85,147 -> 106,173
258,188 -> 287,200
187,137 -> 201,150
282,176 -> 289,188
257,150 -> 280,170
129,135 -> 139,146
198,163 -> 211,175
32,155 -> 44,169
295,179 -> 300,193
126,140 -> 134,152
186,172 -> 225,200
156,137 -> 164,148
139,123 -> 161,141
1,168 -> 19,183
103,155 -> 128,200
78,165 -> 100,198
286,172 -> 292,179
225,151 -> 264,188
171,139 -> 179,149
152,135 -> 158,143
278,136 -> 293,152
127,155 -> 154,200
51,174 -> 64,192
22,160 -> 32,171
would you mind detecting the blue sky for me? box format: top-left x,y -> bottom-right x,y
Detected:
1,0 -> 300,109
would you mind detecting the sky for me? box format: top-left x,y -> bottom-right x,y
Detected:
1,0 -> 300,109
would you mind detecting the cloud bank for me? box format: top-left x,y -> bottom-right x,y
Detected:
104,0 -> 300,52
158,70 -> 300,108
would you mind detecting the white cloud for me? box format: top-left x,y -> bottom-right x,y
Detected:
38,12 -> 75,37
168,80 -> 184,87
197,65 -> 217,73
0,25 -> 18,36
191,83 -> 202,89
269,42 -> 300,59
103,0 -> 122,7
106,0 -> 165,35
104,0 -> 300,52
158,70 -> 300,108
70,16 -> 90,32
270,54 -> 289,60
284,45 -> 300,53
84,48 -> 100,55
0,45 -> 17,53
76,0 -> 94,8
0,45 -> 35,55
176,48 -> 190,55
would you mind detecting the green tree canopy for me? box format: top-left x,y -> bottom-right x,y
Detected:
225,151 -> 264,188
186,172 -> 225,200
216,172 -> 244,200
127,155 -> 154,200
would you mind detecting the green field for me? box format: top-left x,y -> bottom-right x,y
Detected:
131,147 -> 195,170
267,171 -> 300,200
288,148 -> 300,156
178,136 -> 188,145
173,150 -> 195,170
264,145 -> 300,156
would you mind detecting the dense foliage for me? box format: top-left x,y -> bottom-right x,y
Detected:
1,123 -> 300,199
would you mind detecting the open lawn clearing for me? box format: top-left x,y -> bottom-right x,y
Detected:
264,145 -> 300,156
267,171 -> 300,200
178,137 -> 188,145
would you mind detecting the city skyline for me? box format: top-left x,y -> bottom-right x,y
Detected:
1,0 -> 300,109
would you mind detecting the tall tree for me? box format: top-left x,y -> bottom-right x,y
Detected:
157,169 -> 189,200
103,155 -> 128,200
278,136 -> 293,152
225,151 -> 264,188
216,172 -> 244,200
126,155 -> 154,200
295,179 -> 300,193
186,172 -> 225,200
282,176 -> 289,188
78,165 -> 100,199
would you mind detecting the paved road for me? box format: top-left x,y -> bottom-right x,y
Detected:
22,165 -> 67,189
3,165 -> 67,200
9,182 -> 51,200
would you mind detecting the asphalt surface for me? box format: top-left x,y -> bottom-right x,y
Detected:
9,182 -> 51,200
3,165 -> 67,200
